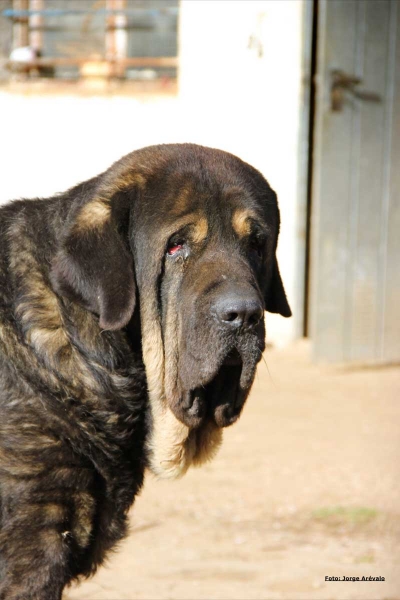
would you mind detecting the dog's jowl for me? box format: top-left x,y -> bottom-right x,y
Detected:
0,144 -> 291,600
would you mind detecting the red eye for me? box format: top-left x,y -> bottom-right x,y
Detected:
167,243 -> 183,255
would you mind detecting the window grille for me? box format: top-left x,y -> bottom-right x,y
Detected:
1,0 -> 179,81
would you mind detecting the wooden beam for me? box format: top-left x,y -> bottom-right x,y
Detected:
106,0 -> 127,78
29,0 -> 44,53
7,56 -> 178,68
12,0 -> 29,49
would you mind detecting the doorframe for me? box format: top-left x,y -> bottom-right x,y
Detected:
303,0 -> 319,337
293,0 -> 317,338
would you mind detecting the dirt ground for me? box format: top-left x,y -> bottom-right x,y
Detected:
65,341 -> 400,600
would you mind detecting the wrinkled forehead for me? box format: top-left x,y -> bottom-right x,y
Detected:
133,167 -> 278,242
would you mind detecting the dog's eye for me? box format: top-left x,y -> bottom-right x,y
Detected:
167,239 -> 185,256
168,243 -> 183,256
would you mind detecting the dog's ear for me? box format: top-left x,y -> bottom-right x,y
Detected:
265,256 -> 292,318
51,191 -> 136,331
261,186 -> 291,318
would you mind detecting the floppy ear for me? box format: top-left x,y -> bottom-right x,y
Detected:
265,256 -> 292,318
262,187 -> 291,318
51,192 -> 136,331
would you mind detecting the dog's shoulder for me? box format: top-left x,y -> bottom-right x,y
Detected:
0,186 -> 147,455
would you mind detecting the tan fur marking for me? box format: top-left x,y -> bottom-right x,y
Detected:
173,185 -> 192,213
192,217 -> 208,244
142,326 -> 195,478
0,450 -> 45,477
41,529 -> 64,555
140,301 -> 165,402
10,228 -> 71,360
28,326 -> 67,356
72,492 -> 95,548
232,208 -> 257,238
74,164 -> 147,233
100,168 -> 146,198
140,274 -> 196,479
140,236 -> 223,479
7,217 -> 100,394
192,423 -> 223,466
107,414 -> 119,425
163,273 -> 181,404
43,503 -> 68,524
74,200 -> 111,231
146,402 -> 195,479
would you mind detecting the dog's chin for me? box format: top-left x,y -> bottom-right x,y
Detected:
171,349 -> 257,430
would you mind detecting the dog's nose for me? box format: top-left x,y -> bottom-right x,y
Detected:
213,291 -> 263,329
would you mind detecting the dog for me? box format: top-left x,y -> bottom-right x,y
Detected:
0,144 -> 291,599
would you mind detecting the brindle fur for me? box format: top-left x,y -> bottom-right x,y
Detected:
0,144 -> 290,600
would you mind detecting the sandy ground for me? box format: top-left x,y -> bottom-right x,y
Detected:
65,341 -> 400,600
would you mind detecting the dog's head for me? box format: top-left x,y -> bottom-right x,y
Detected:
52,144 -> 290,477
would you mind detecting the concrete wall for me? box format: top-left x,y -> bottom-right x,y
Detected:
0,0 -> 308,346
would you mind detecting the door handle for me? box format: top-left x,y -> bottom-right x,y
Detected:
331,70 -> 382,111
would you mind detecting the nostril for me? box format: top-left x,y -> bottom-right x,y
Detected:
247,312 -> 261,327
220,310 -> 246,326
225,312 -> 239,323
216,304 -> 263,329
212,291 -> 263,329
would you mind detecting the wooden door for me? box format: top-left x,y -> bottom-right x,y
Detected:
310,0 -> 400,362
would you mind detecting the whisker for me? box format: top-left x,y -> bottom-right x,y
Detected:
261,352 -> 275,386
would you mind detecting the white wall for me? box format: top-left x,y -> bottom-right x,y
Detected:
0,0 -> 307,346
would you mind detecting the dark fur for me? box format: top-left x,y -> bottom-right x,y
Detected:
0,144 -> 290,599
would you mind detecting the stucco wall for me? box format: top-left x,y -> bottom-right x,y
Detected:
0,0 -> 307,346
